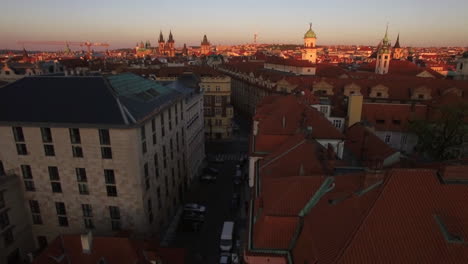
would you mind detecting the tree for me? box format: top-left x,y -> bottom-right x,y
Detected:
409,102 -> 468,161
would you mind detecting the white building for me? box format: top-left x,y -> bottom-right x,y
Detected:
0,73 -> 203,257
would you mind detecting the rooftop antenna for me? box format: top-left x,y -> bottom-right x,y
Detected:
254,33 -> 258,45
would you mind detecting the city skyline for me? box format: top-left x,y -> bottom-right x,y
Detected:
1,0 -> 468,51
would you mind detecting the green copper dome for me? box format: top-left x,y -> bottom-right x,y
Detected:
304,23 -> 316,38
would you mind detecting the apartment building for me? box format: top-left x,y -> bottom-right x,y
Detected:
201,73 -> 233,140
137,66 -> 234,140
0,73 -> 201,261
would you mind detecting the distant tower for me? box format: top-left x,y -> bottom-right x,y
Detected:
158,31 -> 165,55
201,35 -> 211,55
182,43 -> 188,56
375,25 -> 391,74
22,47 -> 29,62
392,33 -> 403,60
302,23 -> 317,63
167,31 -> 175,57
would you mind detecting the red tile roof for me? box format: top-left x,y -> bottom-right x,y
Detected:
336,169 -> 468,263
345,123 -> 397,163
33,234 -> 185,264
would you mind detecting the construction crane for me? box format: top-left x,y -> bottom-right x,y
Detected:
17,41 -> 110,55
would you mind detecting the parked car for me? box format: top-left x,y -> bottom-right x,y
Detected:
183,211 -> 205,222
200,174 -> 217,183
215,155 -> 225,163
231,193 -> 240,210
233,176 -> 241,185
220,252 -> 231,264
184,203 -> 206,213
203,166 -> 219,175
231,253 -> 239,264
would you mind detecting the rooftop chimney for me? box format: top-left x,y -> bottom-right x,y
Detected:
282,115 -> 286,128
81,231 -> 93,254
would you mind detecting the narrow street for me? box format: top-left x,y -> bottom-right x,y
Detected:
171,113 -> 251,264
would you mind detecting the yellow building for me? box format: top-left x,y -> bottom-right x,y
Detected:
201,74 -> 233,139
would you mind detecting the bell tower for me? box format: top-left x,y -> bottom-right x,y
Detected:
158,31 -> 165,55
375,25 -> 391,75
302,23 -> 317,64
167,31 -> 175,57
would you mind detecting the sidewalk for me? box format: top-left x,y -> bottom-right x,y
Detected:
160,207 -> 183,246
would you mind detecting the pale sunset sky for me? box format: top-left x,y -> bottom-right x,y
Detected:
1,0 -> 467,50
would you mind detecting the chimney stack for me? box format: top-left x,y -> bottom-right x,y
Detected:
282,115 -> 286,128
81,231 -> 93,254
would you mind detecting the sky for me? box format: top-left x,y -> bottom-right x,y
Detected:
1,0 -> 467,51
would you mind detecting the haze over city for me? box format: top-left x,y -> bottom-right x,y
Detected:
2,0 -> 468,50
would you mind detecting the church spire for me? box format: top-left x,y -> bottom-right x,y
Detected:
158,31 -> 164,43
393,33 -> 401,49
168,31 -> 174,43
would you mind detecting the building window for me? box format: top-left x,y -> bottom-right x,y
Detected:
376,92 -> 382,97
109,206 -> 121,231
147,199 -> 153,223
69,128 -> 81,144
319,106 -> 328,114
72,146 -> 83,158
55,202 -> 68,227
104,169 -> 117,197
332,119 -> 342,128
376,119 -> 385,124
144,163 -> 150,190
140,126 -> 146,140
76,168 -> 89,195
0,192 -> 4,210
418,94 -> 424,99
157,187 -> 162,209
215,96 -> 221,104
160,113 -> 165,137
392,120 -> 401,125
44,144 -> 55,156
16,143 -> 28,155
0,211 -> 10,229
40,127 -> 52,143
142,142 -> 147,154
48,166 -> 61,193
460,63 -> 464,70
162,145 -> 167,168
385,134 -> 391,144
401,134 -> 408,145
0,160 -> 5,177
29,200 -> 42,225
82,204 -> 94,229
21,165 -> 35,191
215,107 -> 222,116
99,129 -> 111,145
12,127 -> 25,142
154,154 -> 160,178
151,119 -> 156,133
101,147 -> 112,159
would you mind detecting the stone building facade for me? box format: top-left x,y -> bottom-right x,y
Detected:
0,73 -> 201,261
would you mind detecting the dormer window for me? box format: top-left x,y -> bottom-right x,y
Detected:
376,92 -> 382,97
418,94 -> 424,99
350,91 -> 355,95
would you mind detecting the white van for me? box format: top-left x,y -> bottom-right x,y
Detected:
220,221 -> 234,252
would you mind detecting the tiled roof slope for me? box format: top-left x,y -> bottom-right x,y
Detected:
345,122 -> 397,162
336,169 -> 468,263
33,234 -> 185,264
254,95 -> 344,138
